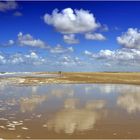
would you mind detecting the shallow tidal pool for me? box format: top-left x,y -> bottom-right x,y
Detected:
0,83 -> 140,139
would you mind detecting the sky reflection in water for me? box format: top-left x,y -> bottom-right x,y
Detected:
0,83 -> 140,138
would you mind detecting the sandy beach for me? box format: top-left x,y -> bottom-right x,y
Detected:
1,72 -> 140,85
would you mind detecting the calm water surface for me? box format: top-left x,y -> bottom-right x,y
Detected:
0,83 -> 140,139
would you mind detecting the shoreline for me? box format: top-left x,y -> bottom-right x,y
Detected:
1,72 -> 140,85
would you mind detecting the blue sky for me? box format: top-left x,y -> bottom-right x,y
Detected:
1,1 -> 140,72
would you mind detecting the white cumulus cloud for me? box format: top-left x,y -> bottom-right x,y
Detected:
44,8 -> 100,34
84,50 -> 95,58
8,40 -> 14,45
18,32 -> 46,48
50,44 -> 74,54
84,48 -> 140,67
0,52 -> 47,66
117,28 -> 140,49
63,34 -> 79,44
0,1 -> 18,12
85,33 -> 106,41
60,56 -> 82,66
0,55 -> 6,65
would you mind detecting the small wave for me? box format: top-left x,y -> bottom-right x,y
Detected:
0,72 -> 59,78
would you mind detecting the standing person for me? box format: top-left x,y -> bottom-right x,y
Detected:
58,71 -> 62,77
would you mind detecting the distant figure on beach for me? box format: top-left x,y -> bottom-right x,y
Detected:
58,71 -> 62,77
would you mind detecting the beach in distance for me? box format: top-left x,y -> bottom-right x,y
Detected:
1,72 -> 140,85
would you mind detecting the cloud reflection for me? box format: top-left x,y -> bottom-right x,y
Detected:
85,84 -> 140,96
117,92 -> 140,113
47,99 -> 106,134
51,85 -> 74,98
19,95 -> 47,112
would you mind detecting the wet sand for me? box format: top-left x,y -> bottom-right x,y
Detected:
1,84 -> 140,139
1,72 -> 140,85
1,73 -> 140,138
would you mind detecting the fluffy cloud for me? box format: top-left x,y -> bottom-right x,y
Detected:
100,49 -> 140,61
3,32 -> 74,55
44,8 -> 100,34
0,51 -> 46,66
0,1 -> 18,12
117,28 -> 140,49
63,34 -> 79,44
5,32 -> 74,54
18,32 -> 46,48
3,40 -> 15,47
97,49 -> 115,59
84,50 -> 93,56
50,44 -> 74,54
10,54 -> 24,64
84,48 -> 140,66
24,52 -> 46,65
0,51 -> 84,69
60,56 -> 82,65
85,33 -> 106,41
8,40 -> 14,45
0,55 -> 6,65
1,33 -> 47,48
